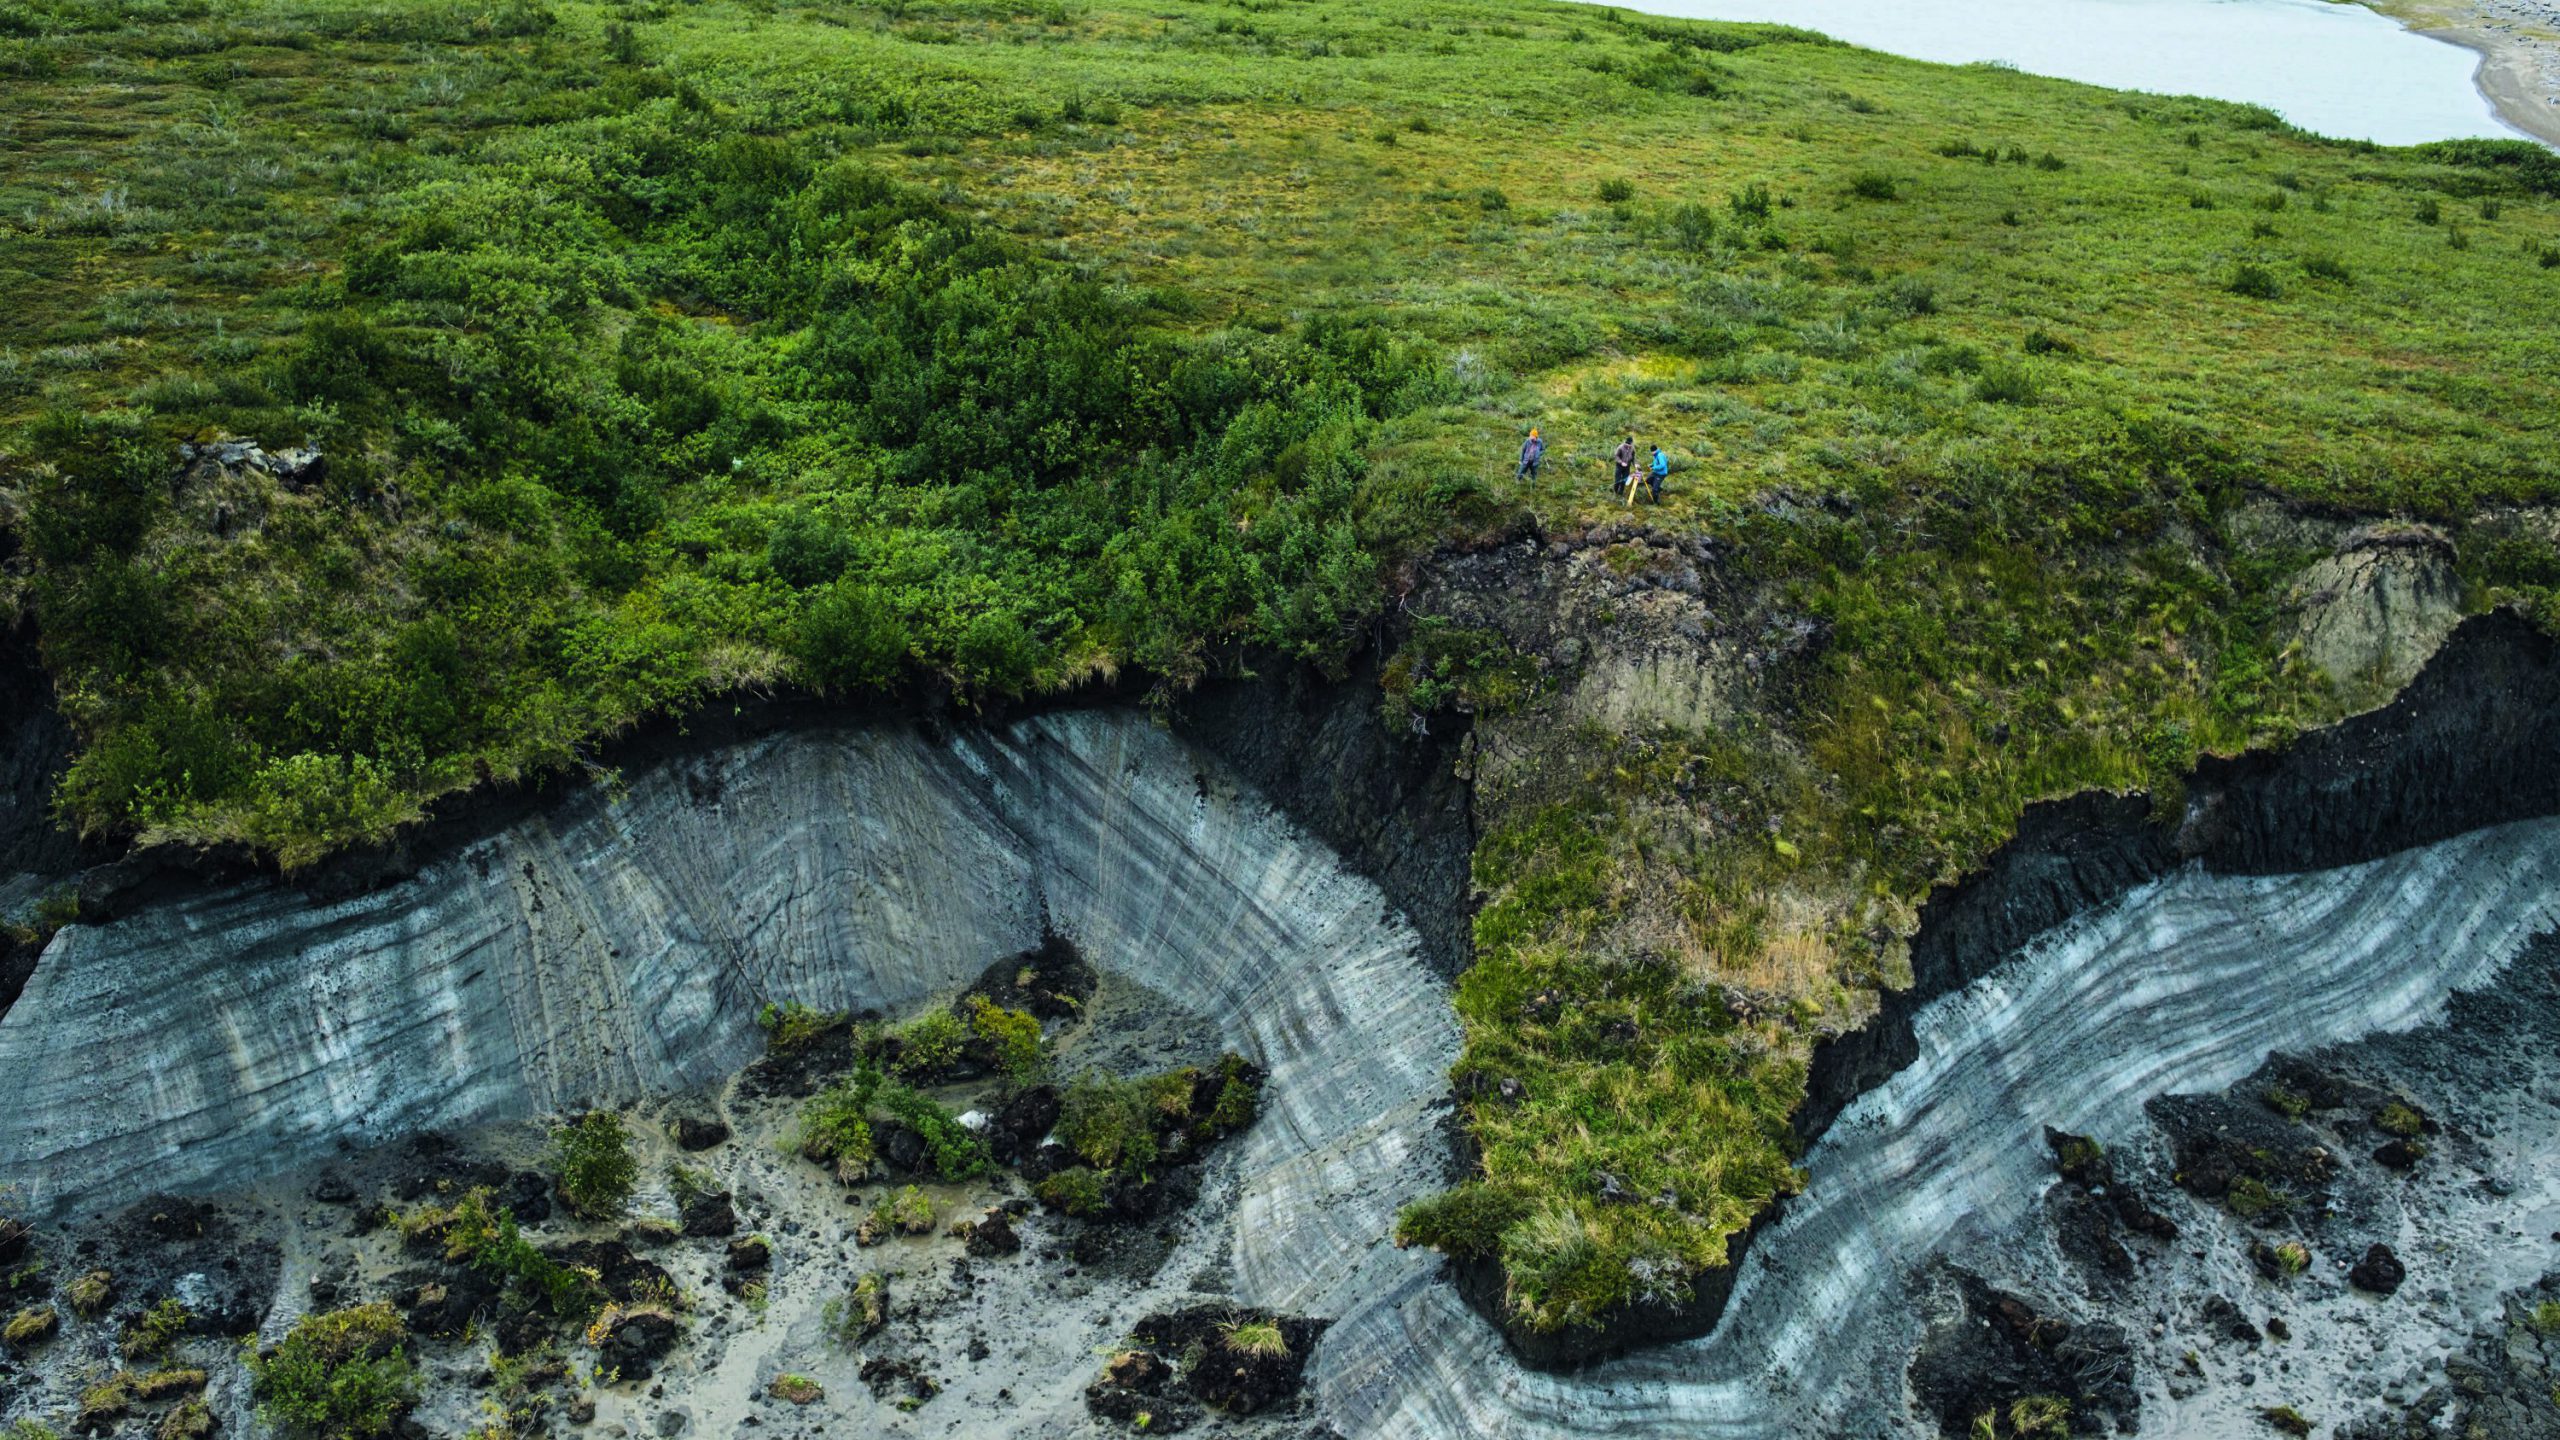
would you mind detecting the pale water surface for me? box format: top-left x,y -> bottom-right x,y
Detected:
1604,0 -> 2518,145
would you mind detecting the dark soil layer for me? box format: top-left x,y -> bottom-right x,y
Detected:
1175,654 -> 1477,979
1906,1270 -> 2139,1437
1083,1305 -> 1329,1432
1803,609 -> 2560,1148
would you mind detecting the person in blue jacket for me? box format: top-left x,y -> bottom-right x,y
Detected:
1646,445 -> 1669,502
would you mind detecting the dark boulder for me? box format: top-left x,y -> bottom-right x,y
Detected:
596,1307 -> 680,1380
680,1191 -> 737,1239
876,1121 -> 927,1175
2349,1244 -> 2406,1296
964,1209 -> 1020,1259
673,1113 -> 730,1152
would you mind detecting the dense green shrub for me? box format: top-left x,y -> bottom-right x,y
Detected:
1055,1072 -> 1160,1172
890,1010 -> 971,1079
246,1303 -> 417,1440
1666,202 -> 1717,251
2226,262 -> 2282,299
14,110 -> 1439,865
1972,362 -> 2037,405
796,1074 -> 879,1175
965,996 -> 1046,1080
550,1112 -> 638,1218
1034,1165 -> 1107,1216
870,1081 -> 992,1180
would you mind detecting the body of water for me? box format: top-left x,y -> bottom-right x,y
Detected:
1604,0 -> 2517,146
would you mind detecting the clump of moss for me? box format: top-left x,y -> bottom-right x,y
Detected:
2261,1404 -> 2313,1436
859,1185 -> 936,1243
157,1398 -> 215,1439
77,1374 -> 132,1431
2374,1101 -> 2426,1138
1973,1396 -> 2071,1437
2262,1086 -> 2311,1121
769,1372 -> 824,1404
826,1272 -> 889,1344
64,1269 -> 114,1318
1056,1072 -> 1162,1174
550,1111 -> 639,1218
245,1303 -> 417,1440
131,1367 -> 206,1400
2225,1177 -> 2290,1219
120,1296 -> 189,1360
3,1304 -> 57,1348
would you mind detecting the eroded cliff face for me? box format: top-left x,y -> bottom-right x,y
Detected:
0,712 -> 1458,1294
6,600 -> 2560,1438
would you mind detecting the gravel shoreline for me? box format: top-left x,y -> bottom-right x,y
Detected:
2372,0 -> 2560,146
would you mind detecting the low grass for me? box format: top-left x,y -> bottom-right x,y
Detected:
5,0 -> 2559,1339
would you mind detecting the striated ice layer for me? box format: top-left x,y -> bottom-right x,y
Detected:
0,712 -> 1457,1336
1322,817 -> 2560,1437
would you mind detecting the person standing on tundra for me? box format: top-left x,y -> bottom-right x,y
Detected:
1518,428 -> 1545,481
1612,435 -> 1636,496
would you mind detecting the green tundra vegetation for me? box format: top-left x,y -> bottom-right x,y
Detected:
4,0 -> 2560,1336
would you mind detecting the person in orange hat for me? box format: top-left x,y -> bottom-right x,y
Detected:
1517,427 -> 1545,482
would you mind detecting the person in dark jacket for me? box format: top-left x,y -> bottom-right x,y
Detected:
1518,428 -> 1545,481
1612,436 -> 1636,495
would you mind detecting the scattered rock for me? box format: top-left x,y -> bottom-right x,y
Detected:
2205,1295 -> 2265,1346
2373,1138 -> 2427,1171
679,1191 -> 737,1239
876,1121 -> 927,1175
964,1208 -> 1020,1259
2349,1244 -> 2406,1296
1910,1271 -> 2141,1436
596,1307 -> 681,1381
859,1355 -> 940,1405
672,1113 -> 731,1152
726,1236 -> 771,1273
